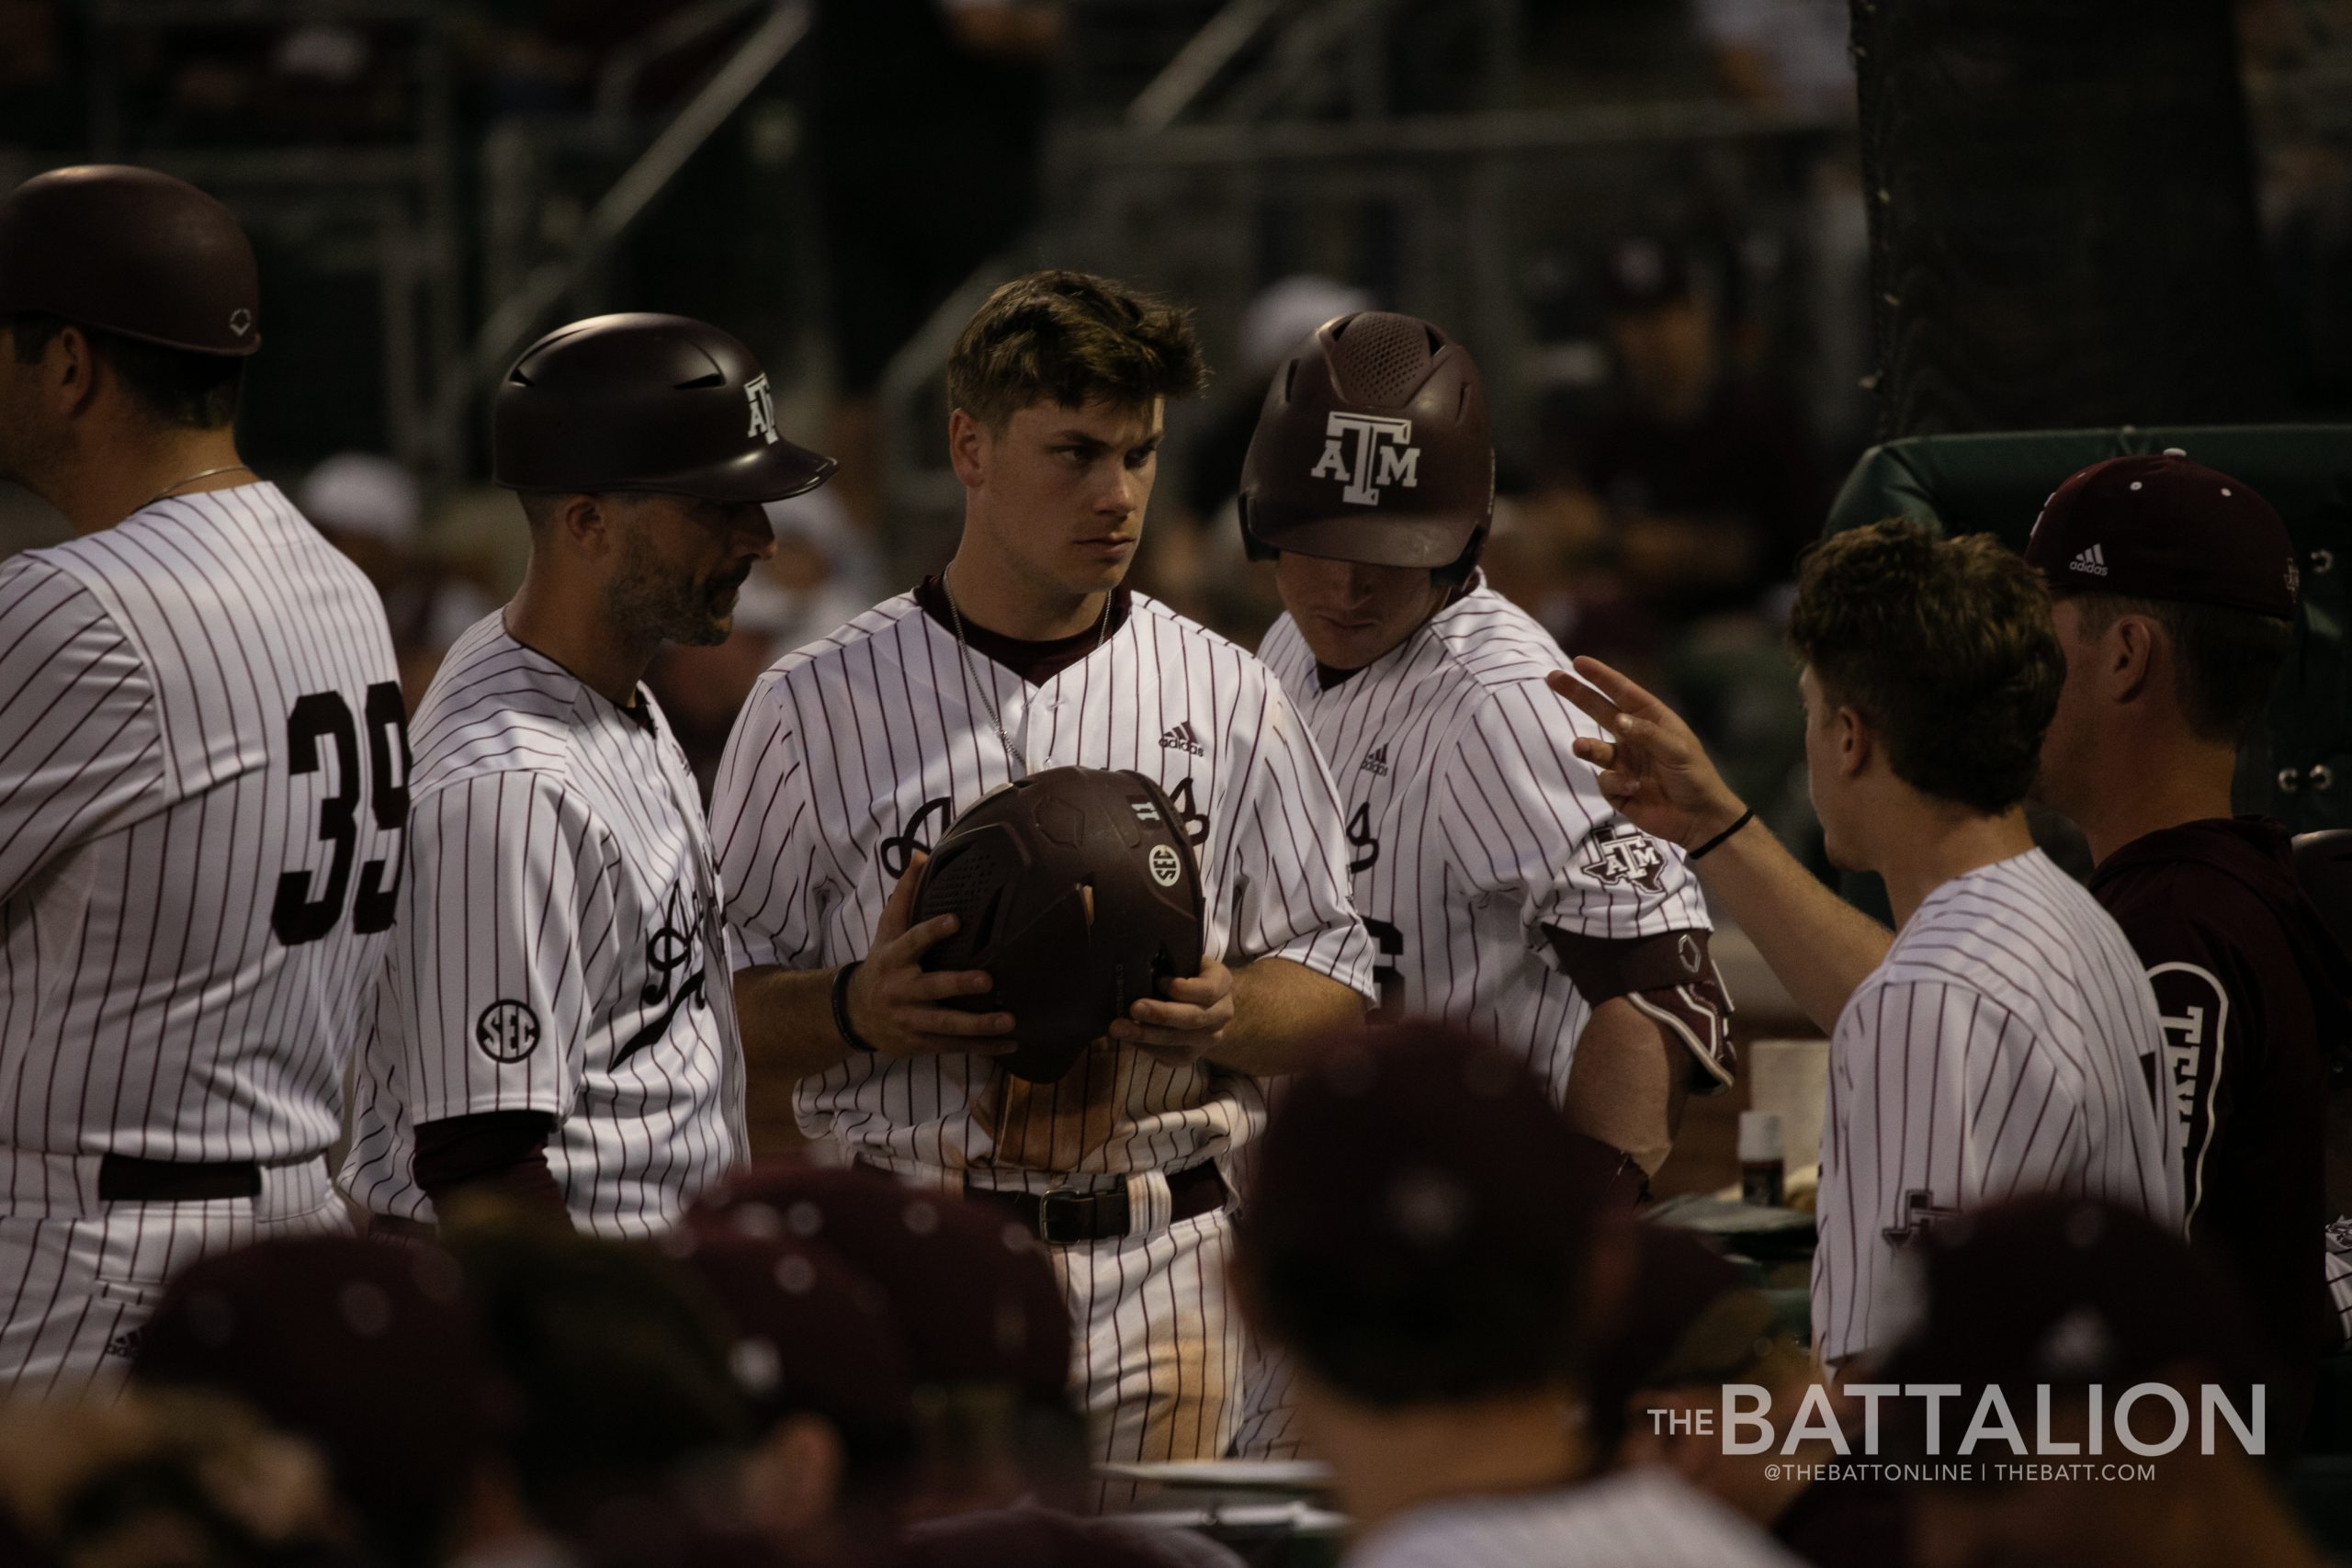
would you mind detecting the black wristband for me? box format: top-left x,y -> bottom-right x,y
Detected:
1687,807 -> 1756,862
831,961 -> 876,1054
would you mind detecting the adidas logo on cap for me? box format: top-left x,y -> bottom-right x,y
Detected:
2070,543 -> 2109,577
1159,721 -> 1205,756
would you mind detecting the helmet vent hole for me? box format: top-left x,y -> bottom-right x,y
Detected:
1326,312 -> 1435,407
924,847 -> 1006,916
673,371 -> 726,389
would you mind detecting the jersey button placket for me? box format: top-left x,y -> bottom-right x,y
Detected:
990,680 -> 1033,776
1030,687 -> 1064,770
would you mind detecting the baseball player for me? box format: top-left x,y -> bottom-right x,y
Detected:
340,312 -> 835,1237
708,270 -> 1374,1471
1232,1022 -> 1804,1568
1246,311 -> 1728,1171
1233,311 -> 1729,1460
0,165 -> 402,1399
2025,452 -> 2348,1449
1556,520 -> 2179,1371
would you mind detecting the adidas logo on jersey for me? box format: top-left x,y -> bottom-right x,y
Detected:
1360,744 -> 1390,776
1159,721 -> 1205,756
2070,543 -> 2109,577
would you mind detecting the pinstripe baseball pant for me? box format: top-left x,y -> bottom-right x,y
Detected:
888,1161 -> 1245,1490
0,1150 -> 346,1404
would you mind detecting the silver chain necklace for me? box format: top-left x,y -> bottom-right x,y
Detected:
942,565 -> 1114,779
134,463 -> 253,514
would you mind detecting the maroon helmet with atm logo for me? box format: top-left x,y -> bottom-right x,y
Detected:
1238,310 -> 1493,581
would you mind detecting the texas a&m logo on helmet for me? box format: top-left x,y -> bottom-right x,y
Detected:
1311,412 -> 1421,506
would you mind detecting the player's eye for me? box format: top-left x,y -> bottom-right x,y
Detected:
1125,446 -> 1159,470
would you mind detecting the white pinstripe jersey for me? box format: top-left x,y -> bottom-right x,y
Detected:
1349,1468 -> 1804,1568
1260,581 -> 1709,1101
0,483 -> 401,1168
1812,849 -> 2181,1363
709,589 -> 1376,1185
341,615 -> 746,1235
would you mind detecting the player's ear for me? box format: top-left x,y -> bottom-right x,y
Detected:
553,493 -> 614,554
1834,705 -> 1871,779
45,322 -> 101,421
2108,612 -> 2159,706
948,406 -> 989,490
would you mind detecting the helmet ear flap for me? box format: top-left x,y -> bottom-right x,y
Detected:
1238,492 -> 1280,563
1432,452 -> 1497,585
1238,351 -> 1305,563
1435,522 -> 1487,587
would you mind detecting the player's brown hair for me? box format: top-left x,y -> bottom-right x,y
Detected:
2068,593 -> 2291,748
1789,520 -> 2063,815
945,270 -> 1207,428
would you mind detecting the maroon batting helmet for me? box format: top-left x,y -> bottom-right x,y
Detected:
493,312 -> 836,503
911,767 -> 1205,1084
0,164 -> 261,355
1238,310 -> 1492,579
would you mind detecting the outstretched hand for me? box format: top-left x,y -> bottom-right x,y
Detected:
1545,657 -> 1747,852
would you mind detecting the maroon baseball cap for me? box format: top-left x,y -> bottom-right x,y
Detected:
1236,1022 -> 1606,1407
1871,1197 -> 2267,1443
129,1236 -> 511,1565
687,1163 -> 1071,1405
2023,450 -> 2298,617
1246,1023 -> 1602,1269
654,1226 -> 914,1436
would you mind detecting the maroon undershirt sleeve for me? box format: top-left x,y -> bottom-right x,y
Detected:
413,1110 -> 571,1225
1544,924 -> 1736,1095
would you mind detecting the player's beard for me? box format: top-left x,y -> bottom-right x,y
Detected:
609,520 -> 743,649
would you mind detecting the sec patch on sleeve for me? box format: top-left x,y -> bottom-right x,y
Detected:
476,999 -> 542,1064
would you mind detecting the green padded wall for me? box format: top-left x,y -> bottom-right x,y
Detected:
1825,425 -> 2352,832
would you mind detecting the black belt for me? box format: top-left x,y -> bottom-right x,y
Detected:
860,1160 -> 1227,1246
97,1154 -> 264,1202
